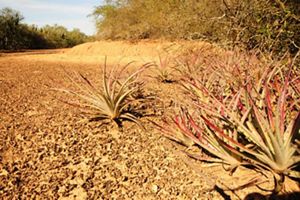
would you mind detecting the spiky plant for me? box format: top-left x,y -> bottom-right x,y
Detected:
173,46 -> 208,80
153,108 -> 244,173
159,60 -> 300,193
151,55 -> 175,83
54,60 -> 150,127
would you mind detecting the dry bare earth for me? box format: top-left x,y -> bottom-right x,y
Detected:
0,41 -> 291,200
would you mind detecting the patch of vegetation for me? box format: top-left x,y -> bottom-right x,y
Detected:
155,51 -> 300,195
0,7 -> 91,50
92,0 -> 300,55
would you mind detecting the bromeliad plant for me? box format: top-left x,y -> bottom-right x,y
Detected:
55,60 -> 150,127
150,54 -> 176,83
153,107 -> 244,171
160,64 -> 300,193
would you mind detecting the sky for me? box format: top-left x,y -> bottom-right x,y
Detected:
0,0 -> 103,35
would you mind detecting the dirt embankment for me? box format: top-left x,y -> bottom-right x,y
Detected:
0,40 -> 215,65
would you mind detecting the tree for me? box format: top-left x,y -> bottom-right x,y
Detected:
0,7 -> 90,50
0,7 -> 24,49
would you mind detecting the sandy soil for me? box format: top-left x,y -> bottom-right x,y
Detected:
0,41 -> 298,200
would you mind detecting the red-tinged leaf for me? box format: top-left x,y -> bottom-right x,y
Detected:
174,115 -> 180,124
188,114 -> 204,134
150,119 -> 167,130
173,117 -> 191,136
194,102 -> 221,117
228,91 -> 239,110
201,115 -> 262,157
238,99 -> 244,111
250,98 -> 273,145
201,116 -> 224,135
265,86 -> 275,131
190,80 -> 210,96
277,77 -> 289,136
174,115 -> 188,133
220,106 -> 225,116
291,77 -> 300,95
246,83 -> 252,93
188,115 -> 204,142
182,126 -> 196,139
273,75 -> 285,95
159,130 -> 186,144
241,107 -> 252,124
180,113 -> 187,129
201,116 -> 239,145
218,138 -> 240,155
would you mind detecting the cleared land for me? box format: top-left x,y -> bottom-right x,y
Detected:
0,41 -> 294,199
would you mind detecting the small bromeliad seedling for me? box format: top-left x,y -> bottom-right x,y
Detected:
55,59 -> 150,127
151,54 -> 176,83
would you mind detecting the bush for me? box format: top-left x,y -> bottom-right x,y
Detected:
92,0 -> 300,55
40,25 -> 89,48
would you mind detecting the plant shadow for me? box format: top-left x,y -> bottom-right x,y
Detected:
244,192 -> 300,200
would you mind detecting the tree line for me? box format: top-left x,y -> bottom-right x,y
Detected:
92,0 -> 300,55
0,7 -> 91,50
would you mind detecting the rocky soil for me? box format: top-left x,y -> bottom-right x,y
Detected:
0,45 -> 298,200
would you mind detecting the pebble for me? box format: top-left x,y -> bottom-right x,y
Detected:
151,184 -> 159,193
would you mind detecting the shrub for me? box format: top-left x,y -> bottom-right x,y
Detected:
92,0 -> 300,55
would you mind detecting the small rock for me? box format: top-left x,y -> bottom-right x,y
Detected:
151,184 -> 159,193
0,169 -> 9,176
26,110 -> 40,117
